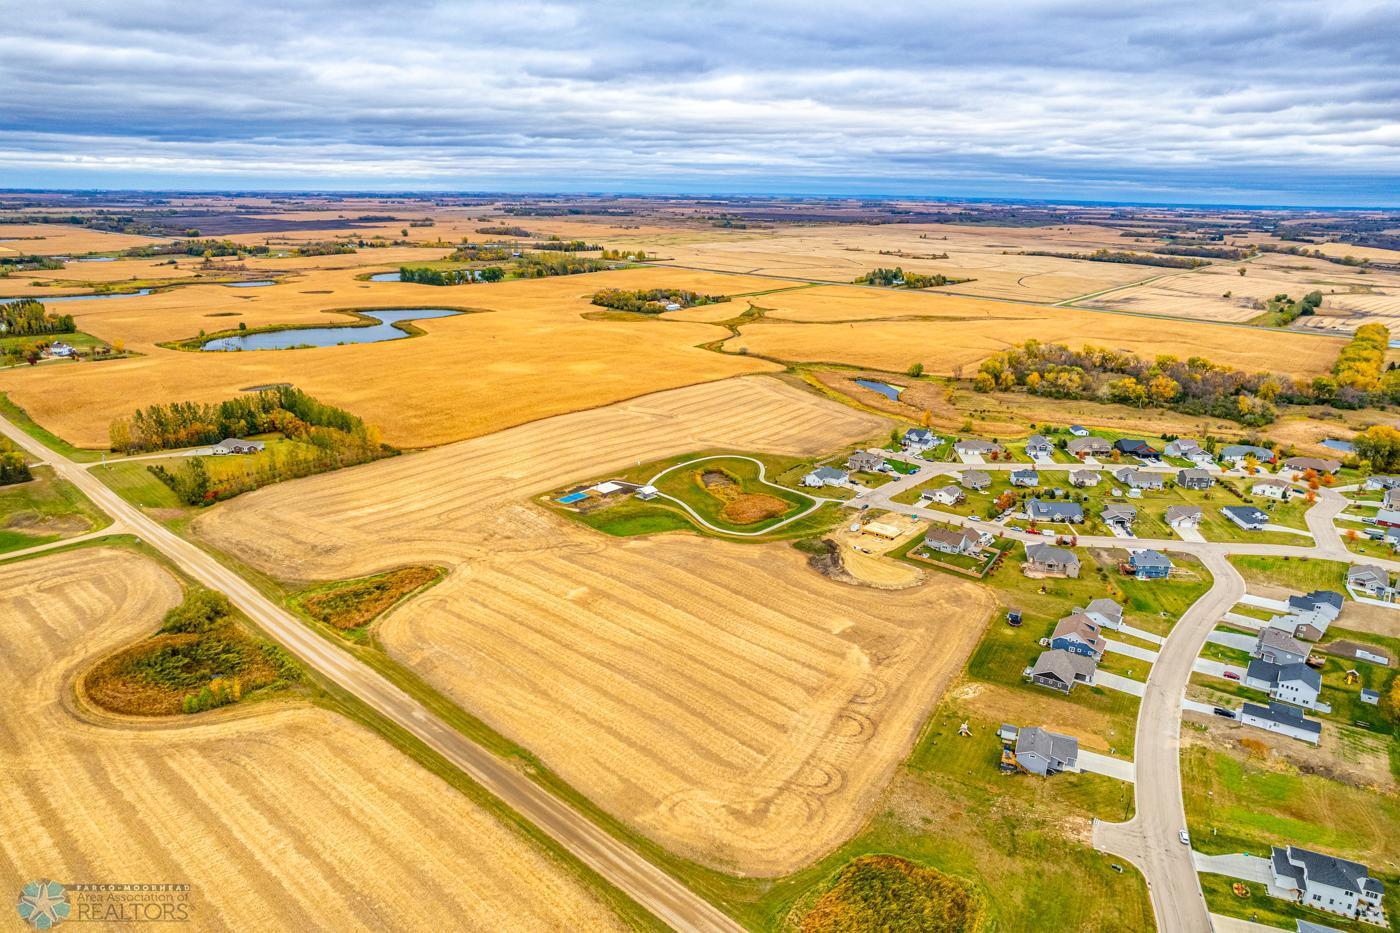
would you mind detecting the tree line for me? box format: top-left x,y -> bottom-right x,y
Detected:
1020,248 -> 1208,269
855,267 -> 971,288
530,238 -> 601,252
399,265 -> 504,286
1,298 -> 75,336
515,254 -> 612,277
590,288 -> 730,314
109,385 -> 384,453
475,225 -> 533,237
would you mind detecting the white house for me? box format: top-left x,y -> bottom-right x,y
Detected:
901,428 -> 939,452
800,466 -> 848,488
1165,505 -> 1202,530
920,485 -> 965,507
210,438 -> 266,455
1270,845 -> 1386,924
1069,470 -> 1100,488
1252,479 -> 1292,501
1245,660 -> 1325,710
1240,701 -> 1321,744
1079,597 -> 1124,631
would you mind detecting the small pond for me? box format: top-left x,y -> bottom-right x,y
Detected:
1321,439 -> 1355,454
369,272 -> 401,282
854,378 -> 904,400
200,308 -> 461,351
222,280 -> 275,288
73,257 -> 117,262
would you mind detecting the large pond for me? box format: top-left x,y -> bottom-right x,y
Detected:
854,377 -> 904,400
369,272 -> 401,282
200,308 -> 461,351
222,280 -> 275,288
0,289 -> 153,302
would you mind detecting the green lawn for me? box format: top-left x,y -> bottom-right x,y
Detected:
1229,555 -> 1351,593
1200,872 -> 1395,933
0,466 -> 110,552
0,330 -> 110,354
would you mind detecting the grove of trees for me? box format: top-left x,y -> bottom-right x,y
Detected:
399,265 -> 504,285
590,288 -> 730,314
856,267 -> 970,288
0,298 -> 75,337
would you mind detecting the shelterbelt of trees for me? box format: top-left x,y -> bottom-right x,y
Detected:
399,265 -> 504,286
590,287 -> 730,314
975,325 -> 1399,426
0,298 -> 75,337
855,267 -> 972,288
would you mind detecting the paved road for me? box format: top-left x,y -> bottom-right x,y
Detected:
1092,550 -> 1246,933
0,413 -> 742,933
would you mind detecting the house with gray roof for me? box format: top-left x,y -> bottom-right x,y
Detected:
1252,478 -> 1293,501
846,450 -> 888,474
954,438 -> 1004,458
1222,505 -> 1270,530
1245,660 -> 1325,710
1080,597 -> 1124,631
960,469 -> 992,491
1069,469 -> 1100,488
1013,727 -> 1079,776
1363,474 -> 1400,491
901,427 -> 939,452
1282,456 -> 1341,476
1254,626 -> 1309,666
1220,443 -> 1276,467
1025,434 -> 1054,457
1026,498 -> 1084,524
1027,649 -> 1096,694
1101,504 -> 1137,530
924,527 -> 982,556
1129,549 -> 1172,579
1176,468 -> 1214,490
921,485 -> 965,507
1114,467 -> 1164,490
1240,701 -> 1321,744
1165,505 -> 1202,530
1348,564 -> 1393,600
210,437 -> 266,455
800,466 -> 848,488
1010,468 -> 1040,487
1023,542 -> 1080,578
1164,438 -> 1202,459
1067,436 -> 1111,458
1050,613 -> 1105,659
1271,845 -> 1385,923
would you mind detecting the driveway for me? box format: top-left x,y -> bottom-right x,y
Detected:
1105,639 -> 1159,663
1182,698 -> 1219,716
1222,611 -> 1266,630
1175,525 -> 1206,543
1118,623 -> 1164,645
958,452 -> 985,464
1094,671 -> 1147,696
1192,658 -> 1247,681
1076,750 -> 1136,783
1207,630 -> 1256,653
1262,524 -> 1313,538
1240,594 -> 1289,613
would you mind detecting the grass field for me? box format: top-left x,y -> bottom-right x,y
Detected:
0,547 -> 634,932
1228,554 -> 1352,593
0,465 -> 109,552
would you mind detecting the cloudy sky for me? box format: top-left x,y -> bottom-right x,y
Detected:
3,0 -> 1399,205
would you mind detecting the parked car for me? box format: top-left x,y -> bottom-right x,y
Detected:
1223,670 -> 1241,681
1178,830 -> 1191,846
1212,707 -> 1235,719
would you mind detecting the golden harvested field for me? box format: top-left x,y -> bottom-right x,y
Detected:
0,224 -> 169,255
651,223 -> 1165,302
724,285 -> 1346,378
0,266 -> 780,449
0,548 -> 627,932
195,378 -> 993,874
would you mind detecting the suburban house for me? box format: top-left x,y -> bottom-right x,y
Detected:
1025,434 -> 1054,457
1114,467 -> 1164,490
1252,479 -> 1293,501
48,340 -> 75,358
1164,438 -> 1203,459
1026,499 -> 1084,524
924,527 -> 983,556
1245,660 -> 1325,709
1348,564 -> 1394,600
1067,436 -> 1111,459
1166,505 -> 1203,530
1101,504 -> 1137,531
1028,648 -> 1097,694
846,450 -> 888,474
1176,468 -> 1214,490
1050,613 -> 1106,659
1270,845 -> 1386,923
1114,438 -> 1161,461
1376,507 -> 1400,529
1254,626 -> 1310,666
1080,597 -> 1124,631
1221,505 -> 1270,530
960,470 -> 992,491
800,466 -> 849,488
901,427 -> 940,452
1010,468 -> 1039,487
1282,456 -> 1341,476
1385,487 -> 1400,511
1363,474 -> 1400,491
921,485 -> 966,506
1240,701 -> 1322,744
1068,425 -> 1088,437
211,438 -> 266,455
1023,542 -> 1081,578
1013,727 -> 1079,776
1070,469 -> 1100,488
1267,590 -> 1345,641
1128,549 -> 1172,579
1220,443 -> 1276,467
954,439 -> 1004,459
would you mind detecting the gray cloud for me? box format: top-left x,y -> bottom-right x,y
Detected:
1,0 -> 1398,203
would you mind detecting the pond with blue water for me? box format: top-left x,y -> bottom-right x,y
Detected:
222,280 -> 275,288
0,289 -> 153,302
200,308 -> 461,351
854,378 -> 904,400
369,272 -> 401,282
